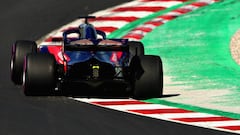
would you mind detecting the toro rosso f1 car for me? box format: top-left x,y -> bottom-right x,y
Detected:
10,16 -> 163,99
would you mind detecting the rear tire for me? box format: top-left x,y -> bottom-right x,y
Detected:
23,53 -> 56,96
132,55 -> 163,99
10,40 -> 37,85
128,41 -> 144,57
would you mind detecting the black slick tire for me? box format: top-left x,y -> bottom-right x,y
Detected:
23,53 -> 56,96
10,40 -> 37,85
128,41 -> 144,57
132,55 -> 163,99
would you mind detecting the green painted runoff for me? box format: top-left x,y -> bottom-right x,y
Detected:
141,0 -> 240,118
142,0 -> 240,96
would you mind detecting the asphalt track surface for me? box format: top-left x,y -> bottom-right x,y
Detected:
0,0 -> 236,135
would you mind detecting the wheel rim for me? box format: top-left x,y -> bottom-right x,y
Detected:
22,70 -> 26,87
10,59 -> 14,71
22,59 -> 26,87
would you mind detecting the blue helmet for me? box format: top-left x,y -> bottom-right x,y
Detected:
79,24 -> 97,39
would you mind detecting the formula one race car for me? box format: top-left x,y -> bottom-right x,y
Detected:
10,16 -> 163,99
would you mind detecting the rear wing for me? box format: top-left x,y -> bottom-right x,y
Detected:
64,44 -> 129,52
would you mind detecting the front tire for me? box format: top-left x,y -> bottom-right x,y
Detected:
23,53 -> 56,96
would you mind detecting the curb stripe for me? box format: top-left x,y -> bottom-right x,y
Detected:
145,21 -> 164,26
191,1 -> 208,7
133,27 -> 153,32
148,112 -> 218,119
92,100 -> 149,106
105,104 -> 176,110
95,26 -> 118,33
158,15 -> 177,20
90,21 -> 128,28
123,34 -> 144,40
123,0 -> 217,41
92,16 -> 139,22
74,98 -> 240,134
192,120 -> 240,127
173,117 -> 234,122
217,126 -> 240,131
129,108 -> 193,114
173,8 -> 192,13
100,11 -> 157,18
112,6 -> 166,12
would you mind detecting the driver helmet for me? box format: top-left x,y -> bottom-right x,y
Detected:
79,24 -> 97,39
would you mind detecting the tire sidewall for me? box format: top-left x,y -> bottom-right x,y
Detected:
10,40 -> 37,85
23,53 -> 56,96
132,55 -> 163,99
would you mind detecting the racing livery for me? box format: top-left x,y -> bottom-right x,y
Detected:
10,16 -> 163,99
